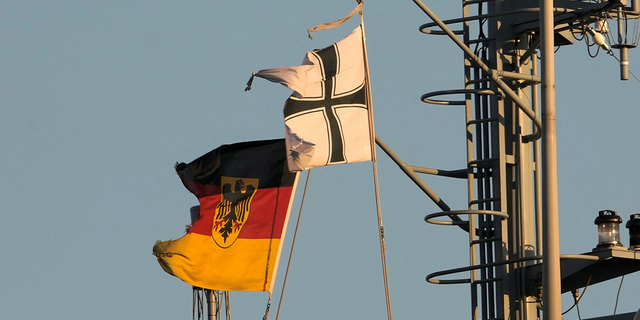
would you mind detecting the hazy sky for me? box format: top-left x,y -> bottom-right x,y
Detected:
2,1 -> 639,319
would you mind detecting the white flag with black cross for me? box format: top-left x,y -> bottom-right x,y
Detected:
248,26 -> 373,172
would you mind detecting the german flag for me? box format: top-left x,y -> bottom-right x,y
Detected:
153,139 -> 299,292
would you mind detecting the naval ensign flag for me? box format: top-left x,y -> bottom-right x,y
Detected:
250,26 -> 372,172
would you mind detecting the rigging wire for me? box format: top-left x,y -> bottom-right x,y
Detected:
607,51 -> 640,83
191,283 -> 230,319
612,275 -> 626,320
200,288 -> 205,320
192,287 -> 205,320
576,301 -> 583,320
274,169 -> 312,320
225,292 -> 231,320
585,32 -> 601,58
360,9 -> 394,320
562,268 -> 594,315
578,24 -> 640,83
573,29 -> 586,42
193,288 -> 197,320
217,291 -> 230,320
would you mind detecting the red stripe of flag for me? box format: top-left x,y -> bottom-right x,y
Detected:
189,186 -> 295,239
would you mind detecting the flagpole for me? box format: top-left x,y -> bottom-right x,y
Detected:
360,5 -> 393,320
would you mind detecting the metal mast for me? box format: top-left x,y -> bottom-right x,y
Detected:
393,2 -> 640,320
539,1 -> 562,320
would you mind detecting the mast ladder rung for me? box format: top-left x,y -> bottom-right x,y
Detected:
467,117 -> 499,125
469,197 -> 500,205
463,0 -> 495,6
469,158 -> 498,167
471,277 -> 503,285
467,37 -> 496,45
470,237 -> 502,245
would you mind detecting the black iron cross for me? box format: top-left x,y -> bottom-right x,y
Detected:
283,43 -> 367,165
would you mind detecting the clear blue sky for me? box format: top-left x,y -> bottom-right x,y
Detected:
2,1 -> 639,319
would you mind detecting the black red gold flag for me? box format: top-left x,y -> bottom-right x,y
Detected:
153,139 -> 298,292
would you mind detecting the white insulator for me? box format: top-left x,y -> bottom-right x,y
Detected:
593,32 -> 610,51
588,27 -> 610,51
597,20 -> 609,34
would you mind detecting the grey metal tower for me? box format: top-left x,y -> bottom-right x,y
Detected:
380,2 -> 640,320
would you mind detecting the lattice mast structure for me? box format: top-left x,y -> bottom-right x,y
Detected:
408,2 -> 640,320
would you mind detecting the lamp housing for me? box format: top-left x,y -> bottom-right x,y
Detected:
594,210 -> 623,248
626,213 -> 640,250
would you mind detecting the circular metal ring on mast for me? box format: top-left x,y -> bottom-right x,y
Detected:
421,89 -> 502,105
419,27 -> 463,35
424,209 -> 509,225
425,254 -> 600,285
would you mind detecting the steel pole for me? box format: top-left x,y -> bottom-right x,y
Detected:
207,290 -> 215,320
540,1 -> 562,320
